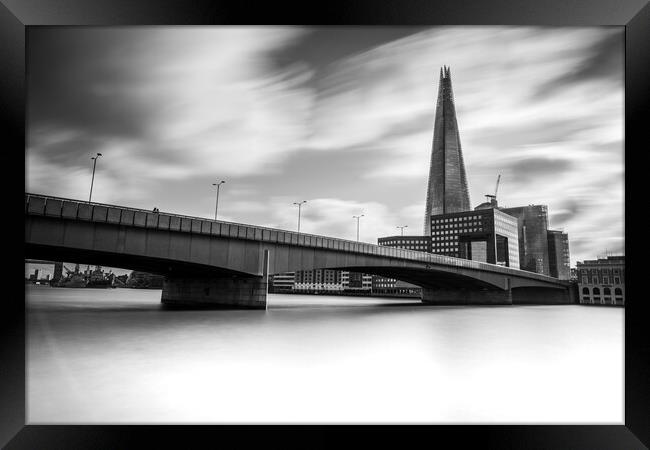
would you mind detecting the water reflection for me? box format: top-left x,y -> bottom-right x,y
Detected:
27,285 -> 623,424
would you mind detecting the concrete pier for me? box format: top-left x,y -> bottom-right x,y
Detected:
511,287 -> 571,304
161,249 -> 270,309
421,287 -> 513,305
161,275 -> 267,309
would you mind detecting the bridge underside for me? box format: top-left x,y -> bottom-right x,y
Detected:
26,243 -> 268,309
26,243 -> 252,278
26,240 -> 569,309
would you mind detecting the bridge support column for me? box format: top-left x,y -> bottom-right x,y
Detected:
162,250 -> 269,309
421,287 -> 512,305
511,287 -> 571,304
161,276 -> 267,309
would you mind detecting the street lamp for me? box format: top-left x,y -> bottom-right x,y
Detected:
212,180 -> 226,220
88,153 -> 102,202
293,200 -> 307,232
397,225 -> 408,236
353,214 -> 364,242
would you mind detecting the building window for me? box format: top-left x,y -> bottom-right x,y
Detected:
582,276 -> 588,284
614,276 -> 620,284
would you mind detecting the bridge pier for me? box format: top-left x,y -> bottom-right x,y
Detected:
421,287 -> 513,305
161,276 -> 268,309
161,248 -> 270,309
511,287 -> 571,304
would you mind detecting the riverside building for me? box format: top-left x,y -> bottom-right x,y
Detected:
294,269 -> 343,293
270,272 -> 296,293
577,256 -> 625,306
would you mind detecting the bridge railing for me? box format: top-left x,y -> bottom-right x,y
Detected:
25,193 -> 564,284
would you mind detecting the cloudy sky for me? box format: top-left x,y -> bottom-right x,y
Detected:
26,26 -> 624,267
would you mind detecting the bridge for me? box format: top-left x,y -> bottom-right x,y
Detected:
25,193 -> 571,309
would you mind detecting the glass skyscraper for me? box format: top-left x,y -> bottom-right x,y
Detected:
424,66 -> 471,235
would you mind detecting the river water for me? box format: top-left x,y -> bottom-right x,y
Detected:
26,285 -> 623,424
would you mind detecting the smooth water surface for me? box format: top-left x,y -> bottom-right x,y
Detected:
26,285 -> 623,423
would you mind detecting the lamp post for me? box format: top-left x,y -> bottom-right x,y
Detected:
353,214 -> 364,242
397,225 -> 408,236
88,153 -> 102,203
212,180 -> 225,220
293,200 -> 307,232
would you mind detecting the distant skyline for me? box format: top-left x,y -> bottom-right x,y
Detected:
26,26 -> 624,266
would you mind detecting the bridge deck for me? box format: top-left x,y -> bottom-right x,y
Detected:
25,193 -> 565,286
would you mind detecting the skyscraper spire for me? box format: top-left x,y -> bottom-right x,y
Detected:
423,66 -> 471,235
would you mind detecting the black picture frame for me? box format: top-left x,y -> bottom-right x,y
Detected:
4,0 -> 648,448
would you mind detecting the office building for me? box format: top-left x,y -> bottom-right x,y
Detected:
499,205 -> 550,275
430,208 -> 519,268
547,230 -> 570,280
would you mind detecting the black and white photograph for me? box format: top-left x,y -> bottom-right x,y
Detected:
20,22 -> 632,429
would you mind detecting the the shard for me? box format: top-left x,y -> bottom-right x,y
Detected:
423,66 -> 471,235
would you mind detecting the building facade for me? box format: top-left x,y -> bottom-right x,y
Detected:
547,230 -> 571,280
424,66 -> 471,235
374,236 -> 428,295
499,205 -> 550,275
576,256 -> 625,306
430,208 -> 519,268
270,272 -> 296,292
377,235 -> 431,253
341,271 -> 373,292
270,270 -> 374,294
294,269 -> 343,292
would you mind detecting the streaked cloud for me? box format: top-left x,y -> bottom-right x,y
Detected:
26,26 -> 624,266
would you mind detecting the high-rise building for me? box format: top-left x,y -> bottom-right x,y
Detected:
424,66 -> 471,235
499,205 -> 550,275
547,230 -> 570,280
53,262 -> 63,282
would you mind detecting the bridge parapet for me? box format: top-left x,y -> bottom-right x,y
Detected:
25,193 -> 566,286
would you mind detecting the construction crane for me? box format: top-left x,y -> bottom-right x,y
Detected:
485,174 -> 501,203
